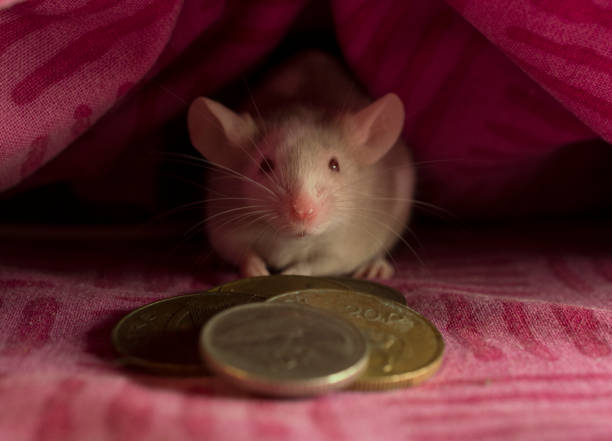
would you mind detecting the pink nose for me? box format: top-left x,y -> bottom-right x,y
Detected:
290,194 -> 317,221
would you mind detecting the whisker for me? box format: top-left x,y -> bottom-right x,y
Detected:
150,201 -> 207,222
152,82 -> 268,175
213,208 -> 274,230
184,205 -> 269,237
205,205 -> 270,223
252,228 -> 276,274
205,158 -> 278,198
336,190 -> 456,221
151,195 -> 270,224
155,151 -> 209,164
242,76 -> 267,131
153,79 -> 189,107
157,150 -> 279,200
241,213 -> 276,231
166,162 -> 279,203
411,200 -> 457,220
346,219 -> 400,275
156,171 -> 208,191
412,158 -> 467,167
241,78 -> 280,188
335,205 -> 423,265
367,217 -> 423,266
328,164 -> 416,197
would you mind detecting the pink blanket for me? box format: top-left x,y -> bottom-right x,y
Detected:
2,1 -> 612,440
2,222 -> 612,440
1,0 -> 612,216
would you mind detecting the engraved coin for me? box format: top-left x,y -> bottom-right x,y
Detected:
207,274 -> 346,298
268,289 -> 444,390
112,291 -> 265,375
208,274 -> 406,304
322,276 -> 406,305
200,303 -> 369,397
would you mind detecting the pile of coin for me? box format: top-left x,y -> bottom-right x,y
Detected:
112,275 -> 444,397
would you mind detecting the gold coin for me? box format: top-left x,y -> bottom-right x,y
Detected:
208,275 -> 406,304
112,291 -> 265,375
200,303 -> 369,397
207,274 -> 346,298
322,276 -> 406,305
268,289 -> 444,390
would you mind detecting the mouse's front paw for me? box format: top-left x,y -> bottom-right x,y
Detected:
240,253 -> 270,277
352,257 -> 395,279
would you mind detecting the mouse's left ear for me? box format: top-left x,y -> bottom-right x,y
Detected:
344,93 -> 405,164
188,97 -> 257,169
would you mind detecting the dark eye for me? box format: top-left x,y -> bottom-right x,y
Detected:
328,157 -> 340,172
259,158 -> 274,174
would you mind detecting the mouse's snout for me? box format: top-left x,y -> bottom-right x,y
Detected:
290,193 -> 317,222
282,190 -> 329,236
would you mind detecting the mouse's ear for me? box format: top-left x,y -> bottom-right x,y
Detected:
188,97 -> 257,168
344,93 -> 405,165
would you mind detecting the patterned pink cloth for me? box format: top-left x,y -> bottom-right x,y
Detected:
1,222 -> 612,441
1,0 -> 612,216
2,1 -> 612,440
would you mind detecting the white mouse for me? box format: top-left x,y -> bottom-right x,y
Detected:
187,51 -> 415,279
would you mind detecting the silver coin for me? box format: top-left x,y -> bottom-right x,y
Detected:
199,303 -> 369,397
268,289 -> 444,390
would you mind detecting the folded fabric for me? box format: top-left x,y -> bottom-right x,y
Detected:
1,0 -> 611,217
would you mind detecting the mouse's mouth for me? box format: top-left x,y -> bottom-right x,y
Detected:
284,215 -> 326,237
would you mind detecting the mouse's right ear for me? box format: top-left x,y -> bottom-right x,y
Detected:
188,97 -> 257,169
343,93 -> 405,165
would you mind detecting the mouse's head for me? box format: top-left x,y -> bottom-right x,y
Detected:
188,93 -> 405,237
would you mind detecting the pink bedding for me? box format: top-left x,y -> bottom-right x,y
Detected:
1,223 -> 612,440
2,1 -> 612,440
1,0 -> 611,216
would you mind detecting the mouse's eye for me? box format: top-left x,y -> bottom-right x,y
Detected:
259,158 -> 275,174
328,157 -> 340,172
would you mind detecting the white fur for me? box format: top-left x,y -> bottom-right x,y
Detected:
188,51 -> 416,279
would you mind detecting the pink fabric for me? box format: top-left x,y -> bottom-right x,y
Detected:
0,0 -> 26,10
1,0 -> 612,217
1,222 -> 612,440
2,3 -> 612,438
332,0 -> 611,217
0,0 -> 305,194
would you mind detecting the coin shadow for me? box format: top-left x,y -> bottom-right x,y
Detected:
84,311 -> 247,397
127,374 -> 295,400
124,373 -> 325,401
84,311 -> 359,401
84,308 -> 135,362
131,374 -> 242,396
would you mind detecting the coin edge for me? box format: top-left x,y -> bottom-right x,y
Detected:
199,302 -> 370,397
111,291 -> 265,374
267,289 -> 445,390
